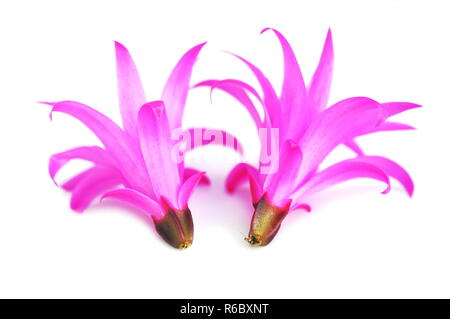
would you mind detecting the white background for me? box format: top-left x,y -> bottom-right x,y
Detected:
0,0 -> 449,298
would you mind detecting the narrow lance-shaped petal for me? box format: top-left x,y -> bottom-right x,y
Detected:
138,101 -> 181,208
115,41 -> 146,140
162,42 -> 207,129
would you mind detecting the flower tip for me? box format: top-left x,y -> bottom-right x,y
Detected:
381,184 -> 391,195
260,27 -> 271,35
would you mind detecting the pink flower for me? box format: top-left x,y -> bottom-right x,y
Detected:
45,41 -> 240,249
196,28 -> 420,246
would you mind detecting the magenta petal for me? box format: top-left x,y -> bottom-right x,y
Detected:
183,168 -> 210,186
184,127 -> 244,154
70,167 -> 122,212
115,41 -> 146,140
298,97 -> 381,181
230,52 -> 280,129
290,202 -> 312,212
344,140 -> 364,155
262,28 -> 307,139
177,171 -> 206,209
162,42 -> 206,129
195,79 -> 263,128
225,163 -> 263,204
349,156 -> 414,196
138,101 -> 180,207
101,188 -> 164,219
265,140 -> 303,204
308,28 -> 334,113
47,100 -> 152,194
382,102 -> 422,117
291,160 -> 391,202
49,146 -> 113,184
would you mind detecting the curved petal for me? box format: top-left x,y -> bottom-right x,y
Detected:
101,188 -> 164,220
49,146 -> 114,184
183,127 -> 244,154
225,163 -> 263,204
344,140 -> 364,156
69,166 -> 122,212
162,42 -> 206,129
265,140 -> 303,204
46,100 -> 152,194
291,160 -> 391,203
308,28 -> 333,113
262,28 -> 307,140
138,101 -> 180,207
297,97 -> 382,182
229,52 -> 280,129
183,168 -> 210,186
115,41 -> 146,140
177,171 -> 206,209
381,102 -> 422,117
194,79 -> 264,128
349,156 -> 414,196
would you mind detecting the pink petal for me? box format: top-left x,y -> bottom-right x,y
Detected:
161,42 -> 206,129
344,140 -> 364,155
261,28 -> 307,140
264,140 -> 303,204
225,163 -> 263,204
290,202 -> 312,212
349,156 -> 414,196
70,167 -> 122,212
381,102 -> 422,117
115,41 -> 146,140
138,101 -> 180,207
345,122 -> 414,155
183,168 -> 211,186
291,160 -> 391,202
49,146 -> 113,184
183,127 -> 244,154
229,52 -> 280,129
47,101 -> 152,195
297,97 -> 382,181
177,171 -> 206,209
194,79 -> 263,128
308,28 -> 334,113
101,188 -> 164,220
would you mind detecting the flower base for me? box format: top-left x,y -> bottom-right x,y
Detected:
245,195 -> 290,247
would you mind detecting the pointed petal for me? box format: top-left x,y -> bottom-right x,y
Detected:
225,163 -> 263,204
49,146 -> 113,184
344,140 -> 364,155
183,168 -> 210,185
298,97 -> 382,181
184,127 -> 244,154
138,101 -> 180,207
350,156 -> 414,196
308,28 -> 334,113
101,188 -> 164,219
177,171 -> 206,209
265,140 -> 303,204
162,42 -> 206,128
291,160 -> 391,203
70,167 -> 122,212
290,202 -> 311,212
115,41 -> 146,140
360,121 -> 416,136
230,52 -> 280,129
47,100 -> 152,194
381,102 -> 422,117
262,28 -> 307,140
194,79 -> 264,128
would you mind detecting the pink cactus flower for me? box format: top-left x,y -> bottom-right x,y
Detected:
45,41 -> 240,249
196,28 -> 420,246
